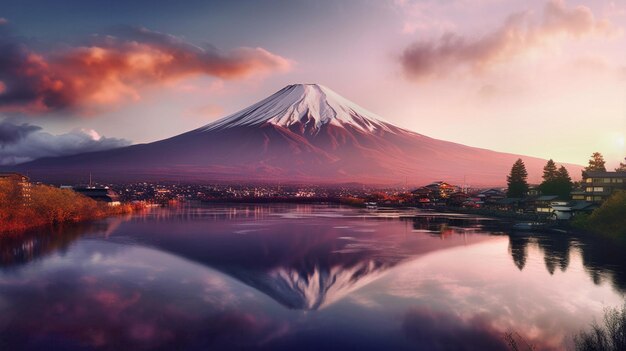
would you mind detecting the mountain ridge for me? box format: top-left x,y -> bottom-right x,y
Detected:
6,83 -> 582,186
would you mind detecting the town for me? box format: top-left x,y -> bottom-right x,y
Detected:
2,152 -> 625,228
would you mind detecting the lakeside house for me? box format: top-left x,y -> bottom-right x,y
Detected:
495,197 -> 523,212
70,186 -> 121,206
411,181 -> 460,203
532,195 -> 560,214
581,171 -> 626,203
477,188 -> 506,207
551,201 -> 598,220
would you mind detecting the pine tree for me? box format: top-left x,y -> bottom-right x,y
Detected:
615,157 -> 626,172
555,166 -> 573,199
542,159 -> 558,182
507,159 -> 529,198
585,152 -> 606,172
539,159 -> 558,195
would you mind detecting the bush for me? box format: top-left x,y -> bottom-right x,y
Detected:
1,179 -> 136,234
574,304 -> 626,351
573,191 -> 626,237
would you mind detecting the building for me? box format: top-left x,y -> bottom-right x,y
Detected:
72,186 -> 121,206
551,201 -> 598,220
570,189 -> 586,201
496,197 -> 523,212
527,185 -> 541,197
0,172 -> 31,204
476,188 -> 506,208
532,195 -> 559,214
410,181 -> 461,207
581,171 -> 626,203
424,181 -> 460,199
447,191 -> 470,207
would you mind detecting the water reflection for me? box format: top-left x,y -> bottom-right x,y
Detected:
2,206 -> 626,300
0,205 -> 625,350
402,306 -> 510,350
0,219 -> 121,268
113,207 -> 493,310
0,242 -> 286,351
505,231 -> 626,293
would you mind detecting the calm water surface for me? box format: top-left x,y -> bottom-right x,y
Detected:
1,204 -> 625,350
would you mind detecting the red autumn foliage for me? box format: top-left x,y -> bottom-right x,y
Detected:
0,178 -> 136,234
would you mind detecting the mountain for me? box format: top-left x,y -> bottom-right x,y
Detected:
9,84 -> 581,185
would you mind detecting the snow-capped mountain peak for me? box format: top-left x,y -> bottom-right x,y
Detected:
201,84 -> 395,133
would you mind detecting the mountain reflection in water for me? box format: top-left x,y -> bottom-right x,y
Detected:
0,204 -> 625,351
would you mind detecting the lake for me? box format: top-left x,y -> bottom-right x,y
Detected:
1,204 -> 624,351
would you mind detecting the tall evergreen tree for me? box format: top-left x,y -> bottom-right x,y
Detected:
555,166 -> 573,199
615,157 -> 626,172
507,158 -> 529,198
585,152 -> 606,172
539,159 -> 558,195
542,159 -> 558,182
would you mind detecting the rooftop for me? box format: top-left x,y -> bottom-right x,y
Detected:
583,171 -> 626,178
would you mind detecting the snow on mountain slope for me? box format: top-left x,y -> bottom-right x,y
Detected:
201,84 -> 397,134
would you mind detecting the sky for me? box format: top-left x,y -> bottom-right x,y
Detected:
0,0 -> 624,168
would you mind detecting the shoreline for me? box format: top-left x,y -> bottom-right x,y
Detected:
0,204 -> 143,236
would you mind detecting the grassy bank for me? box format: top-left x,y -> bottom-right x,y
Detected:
0,179 -> 140,234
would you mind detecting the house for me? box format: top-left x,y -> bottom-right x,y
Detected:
447,191 -> 470,207
532,195 -> 559,214
0,172 -> 31,204
551,201 -> 598,220
527,185 -> 541,196
570,189 -> 586,201
423,181 -> 460,199
411,186 -> 434,203
496,197 -> 523,212
581,171 -> 626,203
477,188 -> 506,207
72,186 -> 121,206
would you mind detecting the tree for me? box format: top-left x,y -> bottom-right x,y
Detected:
539,159 -> 558,195
542,159 -> 558,182
507,159 -> 529,198
574,303 -> 626,351
539,161 -> 572,199
555,166 -> 573,199
585,152 -> 606,172
615,157 -> 626,172
572,190 -> 626,238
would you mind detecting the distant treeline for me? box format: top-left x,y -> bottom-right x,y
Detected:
0,179 -> 139,234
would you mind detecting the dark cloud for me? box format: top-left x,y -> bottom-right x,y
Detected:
0,119 -> 41,146
400,0 -> 618,80
0,24 -> 292,114
0,119 -> 130,165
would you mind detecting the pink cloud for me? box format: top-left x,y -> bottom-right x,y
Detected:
400,0 -> 620,80
0,26 -> 292,114
186,104 -> 225,119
